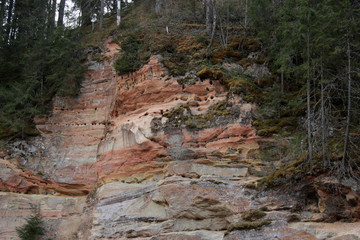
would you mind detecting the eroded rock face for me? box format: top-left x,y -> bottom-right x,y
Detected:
0,158 -> 90,195
32,39 -> 119,185
1,38 -> 359,240
0,192 -> 87,240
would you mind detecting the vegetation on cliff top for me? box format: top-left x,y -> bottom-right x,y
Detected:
0,0 -> 359,184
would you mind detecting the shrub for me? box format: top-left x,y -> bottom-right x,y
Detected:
16,215 -> 45,240
114,34 -> 145,74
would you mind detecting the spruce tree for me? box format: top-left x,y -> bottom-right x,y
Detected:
16,215 -> 45,240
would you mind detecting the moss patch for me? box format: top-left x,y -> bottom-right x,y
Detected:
253,117 -> 297,137
163,104 -> 192,128
241,210 -> 267,221
196,66 -> 224,80
257,153 -> 310,187
211,48 -> 244,65
228,37 -> 261,53
210,37 -> 261,65
163,100 -> 238,130
227,220 -> 271,233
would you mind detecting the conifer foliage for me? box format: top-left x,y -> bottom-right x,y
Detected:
16,215 -> 45,240
249,0 -> 360,176
0,0 -> 85,138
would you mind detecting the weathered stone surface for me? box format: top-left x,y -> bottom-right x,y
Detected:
153,230 -> 225,240
91,179 -> 253,239
313,176 -> 360,220
29,38 -> 120,185
0,158 -> 90,195
1,37 -> 359,240
94,55 -> 258,186
0,192 -> 87,240
290,222 -> 360,240
224,225 -> 320,240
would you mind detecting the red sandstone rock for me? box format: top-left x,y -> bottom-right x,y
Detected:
0,159 -> 91,195
2,37 -> 357,240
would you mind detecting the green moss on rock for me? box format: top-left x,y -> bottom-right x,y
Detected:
227,220 -> 271,233
196,66 -> 224,80
163,100 -> 237,130
241,209 -> 267,221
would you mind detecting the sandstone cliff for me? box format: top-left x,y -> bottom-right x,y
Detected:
0,38 -> 359,240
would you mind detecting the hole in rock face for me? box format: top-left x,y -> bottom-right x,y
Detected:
210,80 -> 213,85
95,108 -> 97,111
210,96 -> 214,99
206,87 -> 210,91
160,110 -> 164,114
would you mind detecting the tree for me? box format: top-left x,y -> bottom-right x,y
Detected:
0,0 -> 6,41
58,0 -> 66,26
205,0 -> 216,38
155,0 -> 163,15
16,215 -> 45,240
74,0 -> 98,26
249,0 -> 360,175
0,0 -> 85,138
49,0 -> 57,28
100,0 -> 105,28
4,0 -> 15,43
117,0 -> 121,26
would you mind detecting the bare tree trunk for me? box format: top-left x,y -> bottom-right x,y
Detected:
219,4 -> 229,48
57,0 -> 66,26
306,28 -> 313,164
342,40 -> 352,168
50,0 -> 57,28
244,0 -> 248,27
0,0 -> 6,41
225,2 -> 229,46
320,59 -> 328,166
5,0 -> 15,43
205,0 -> 215,38
100,0 -> 105,28
207,1 -> 216,51
117,0 -> 121,26
219,16 -> 225,47
155,0 -> 162,15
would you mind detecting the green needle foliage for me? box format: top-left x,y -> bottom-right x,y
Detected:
16,215 -> 45,240
0,1 -> 85,139
249,0 -> 360,178
114,33 -> 146,74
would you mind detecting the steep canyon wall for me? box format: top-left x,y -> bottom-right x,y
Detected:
0,38 -> 359,240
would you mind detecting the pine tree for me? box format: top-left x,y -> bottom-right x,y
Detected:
249,0 -> 360,175
16,215 -> 45,240
0,0 -> 85,138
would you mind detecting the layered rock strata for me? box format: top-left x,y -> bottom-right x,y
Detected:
0,38 -> 359,240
